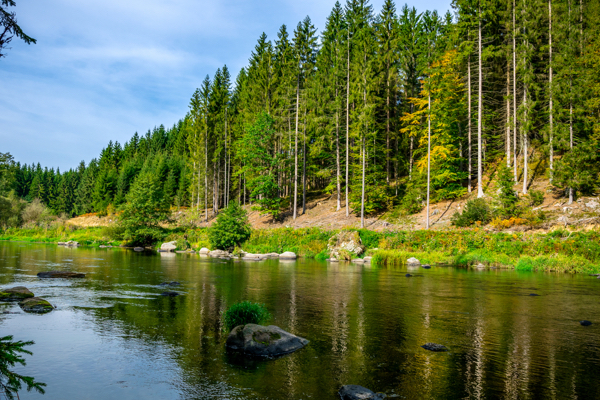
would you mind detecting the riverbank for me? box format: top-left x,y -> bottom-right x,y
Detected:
3,225 -> 600,274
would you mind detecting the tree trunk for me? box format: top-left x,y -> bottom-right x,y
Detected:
468,57 -> 472,193
513,0 -> 518,183
477,3 -> 484,198
293,75 -> 299,220
549,0 -> 554,181
426,92 -> 431,229
506,65 -> 511,167
345,29 -> 350,217
360,136 -> 366,229
336,88 -> 341,211
386,59 -> 390,184
205,132 -> 208,222
302,113 -> 307,215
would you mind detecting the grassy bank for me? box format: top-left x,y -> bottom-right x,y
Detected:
0,226 -> 121,246
3,225 -> 600,274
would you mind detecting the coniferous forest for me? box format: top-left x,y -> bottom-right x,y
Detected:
2,0 -> 600,228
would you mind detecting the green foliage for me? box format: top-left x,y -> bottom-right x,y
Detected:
525,190 -> 544,207
238,112 -> 281,218
0,335 -> 45,400
119,172 -> 170,246
451,198 -> 491,227
223,301 -> 271,332
554,139 -> 600,196
495,163 -> 519,218
208,202 -> 251,251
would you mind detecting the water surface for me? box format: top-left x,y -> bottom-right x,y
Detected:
0,242 -> 599,399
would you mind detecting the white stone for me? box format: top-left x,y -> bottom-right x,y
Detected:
161,241 -> 177,252
279,251 -> 297,260
407,257 -> 420,265
198,248 -> 210,255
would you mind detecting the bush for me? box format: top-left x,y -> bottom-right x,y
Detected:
525,190 -> 544,207
208,202 -> 251,251
451,198 -> 492,227
495,163 -> 519,218
223,301 -> 271,332
21,199 -> 52,225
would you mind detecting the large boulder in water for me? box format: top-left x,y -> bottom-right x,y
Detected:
327,231 -> 364,260
338,385 -> 387,400
407,257 -> 421,266
0,287 -> 34,301
160,241 -> 177,252
279,252 -> 297,260
37,271 -> 85,279
19,297 -> 53,314
198,248 -> 210,255
226,324 -> 309,358
209,250 -> 230,258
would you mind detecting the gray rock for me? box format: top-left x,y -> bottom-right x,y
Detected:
585,200 -> 599,210
422,264 -> 431,269
279,251 -> 297,260
242,253 -> 266,261
209,250 -> 230,258
198,247 -> 210,255
133,247 -> 144,252
580,320 -> 592,326
57,242 -> 67,246
407,257 -> 420,266
405,274 -> 412,277
65,241 -> 79,247
363,256 -> 372,263
265,252 -> 280,259
38,271 -> 85,278
597,276 -> 600,279
338,385 -> 387,400
475,263 -> 486,269
0,287 -> 34,301
160,291 -> 181,297
19,297 -> 53,314
351,258 -> 365,264
160,241 -> 177,252
327,231 -> 365,261
159,282 -> 181,286
329,258 -> 339,262
421,343 -> 448,352
226,324 -> 309,358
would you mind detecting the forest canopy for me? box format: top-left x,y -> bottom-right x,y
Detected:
2,0 -> 600,228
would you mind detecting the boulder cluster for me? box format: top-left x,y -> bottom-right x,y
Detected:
0,287 -> 53,314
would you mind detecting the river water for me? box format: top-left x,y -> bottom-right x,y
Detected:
0,242 -> 599,399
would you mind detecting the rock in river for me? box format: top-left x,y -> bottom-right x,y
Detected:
0,287 -> 34,301
338,385 -> 387,400
421,343 -> 448,352
19,297 -> 53,314
407,257 -> 420,266
160,291 -> 181,297
198,248 -> 210,255
160,241 -> 177,252
226,324 -> 309,358
580,320 -> 593,326
279,252 -> 297,260
37,271 -> 85,279
133,247 -> 145,252
159,282 -> 181,286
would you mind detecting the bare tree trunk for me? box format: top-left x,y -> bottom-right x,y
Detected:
513,0 -> 518,183
386,59 -> 390,184
336,88 -> 341,211
523,88 -> 528,195
360,136 -> 366,228
302,112 -> 307,215
506,66 -> 511,167
293,75 -> 299,220
549,0 -> 554,181
569,88 -> 574,204
205,133 -> 208,222
468,57 -> 472,192
224,108 -> 228,208
477,3 -> 484,198
345,30 -> 350,217
426,92 -> 431,229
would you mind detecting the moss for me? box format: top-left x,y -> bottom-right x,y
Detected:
19,297 -> 53,314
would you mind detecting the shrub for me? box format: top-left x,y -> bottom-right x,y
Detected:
208,202 -> 251,251
223,301 -> 271,332
525,190 -> 544,207
451,198 -> 492,227
495,163 -> 519,218
22,199 -> 52,225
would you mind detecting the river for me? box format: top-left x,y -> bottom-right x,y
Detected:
0,242 -> 599,399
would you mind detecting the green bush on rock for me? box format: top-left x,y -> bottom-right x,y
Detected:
451,198 -> 491,227
223,301 -> 271,332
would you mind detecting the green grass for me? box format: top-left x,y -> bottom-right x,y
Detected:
223,301 -> 271,332
0,226 -> 121,247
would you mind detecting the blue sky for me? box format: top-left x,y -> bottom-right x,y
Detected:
0,0 -> 451,171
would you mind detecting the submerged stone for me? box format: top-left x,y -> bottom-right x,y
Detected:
133,247 -> 145,252
529,293 -> 540,296
580,320 -> 592,326
422,264 -> 431,269
160,291 -> 181,297
38,271 -> 85,279
159,282 -> 181,286
338,385 -> 387,400
421,343 -> 448,352
0,287 -> 34,301
19,297 -> 53,314
405,274 -> 412,277
226,324 -> 308,358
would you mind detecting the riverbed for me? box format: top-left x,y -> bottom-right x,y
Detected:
0,242 -> 599,399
